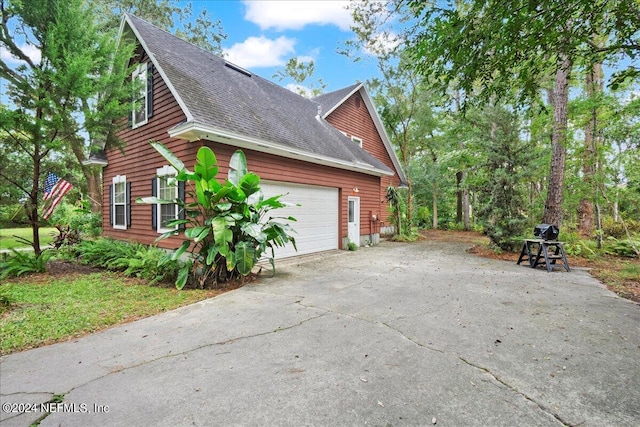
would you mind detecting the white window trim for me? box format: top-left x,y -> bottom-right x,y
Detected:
351,136 -> 363,148
132,62 -> 148,129
112,175 -> 127,230
156,165 -> 178,234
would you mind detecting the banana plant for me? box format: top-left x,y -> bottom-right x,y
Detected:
137,141 -> 296,289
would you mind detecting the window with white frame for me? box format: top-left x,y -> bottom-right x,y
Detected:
112,175 -> 127,229
132,62 -> 149,128
156,166 -> 178,233
351,136 -> 363,148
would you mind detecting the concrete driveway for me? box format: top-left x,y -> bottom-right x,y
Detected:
1,240 -> 639,426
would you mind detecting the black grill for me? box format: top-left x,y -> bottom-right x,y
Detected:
534,224 -> 559,241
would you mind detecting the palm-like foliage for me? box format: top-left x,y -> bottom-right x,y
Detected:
138,142 -> 296,289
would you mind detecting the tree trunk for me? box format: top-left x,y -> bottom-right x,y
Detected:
432,181 -> 438,230
31,140 -> 43,256
577,59 -> 602,237
463,188 -> 470,230
454,88 -> 470,230
542,52 -> 572,226
406,177 -> 412,231
456,171 -> 463,223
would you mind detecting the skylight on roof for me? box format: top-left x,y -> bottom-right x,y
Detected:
224,61 -> 252,77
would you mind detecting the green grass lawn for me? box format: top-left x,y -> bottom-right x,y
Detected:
0,227 -> 56,250
0,273 -> 220,355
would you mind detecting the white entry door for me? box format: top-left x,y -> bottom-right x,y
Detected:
348,196 -> 360,247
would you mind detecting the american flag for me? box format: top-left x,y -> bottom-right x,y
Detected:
42,172 -> 73,220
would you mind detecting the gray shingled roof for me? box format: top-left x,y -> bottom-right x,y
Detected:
125,14 -> 392,174
313,83 -> 361,117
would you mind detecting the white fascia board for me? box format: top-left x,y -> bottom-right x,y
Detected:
321,83 -> 363,119
122,15 -> 193,122
357,86 -> 408,186
168,122 -> 394,178
82,158 -> 108,167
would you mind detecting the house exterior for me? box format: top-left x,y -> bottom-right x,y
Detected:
97,14 -> 406,258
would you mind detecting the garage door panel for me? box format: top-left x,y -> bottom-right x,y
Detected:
261,181 -> 338,259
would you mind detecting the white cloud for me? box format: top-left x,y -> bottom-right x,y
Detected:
1,43 -> 41,65
243,0 -> 352,31
285,83 -> 314,98
363,31 -> 401,56
223,36 -> 296,69
296,55 -> 315,63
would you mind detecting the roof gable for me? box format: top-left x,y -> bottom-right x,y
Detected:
314,85 -> 408,186
121,14 -> 394,177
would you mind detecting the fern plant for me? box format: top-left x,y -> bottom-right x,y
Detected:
0,249 -> 54,279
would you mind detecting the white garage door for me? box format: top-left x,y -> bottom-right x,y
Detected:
260,181 -> 339,259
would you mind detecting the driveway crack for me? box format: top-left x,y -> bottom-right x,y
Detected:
28,311 -> 330,408
380,322 -> 445,354
458,356 -> 577,427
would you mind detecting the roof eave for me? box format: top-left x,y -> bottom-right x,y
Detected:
357,86 -> 409,186
168,122 -> 394,178
121,14 -> 194,122
321,83 -> 363,120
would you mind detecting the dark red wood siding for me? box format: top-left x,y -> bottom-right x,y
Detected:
324,90 -> 402,226
103,54 -> 390,249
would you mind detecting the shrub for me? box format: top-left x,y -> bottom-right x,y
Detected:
0,249 -> 53,279
76,238 -> 140,270
49,200 -> 102,238
347,242 -> 358,251
559,230 -> 597,259
137,142 -> 297,289
52,225 -> 81,248
73,238 -> 183,285
600,217 -> 640,239
603,237 -> 640,258
0,203 -> 29,228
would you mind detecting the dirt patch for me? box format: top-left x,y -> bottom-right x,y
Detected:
47,260 -> 103,276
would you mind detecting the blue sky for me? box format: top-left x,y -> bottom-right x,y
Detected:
187,0 -> 382,93
0,1 -> 383,101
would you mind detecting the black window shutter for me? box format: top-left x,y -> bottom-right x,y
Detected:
126,182 -> 132,227
147,63 -> 154,119
109,185 -> 113,226
178,181 -> 186,230
151,177 -> 157,230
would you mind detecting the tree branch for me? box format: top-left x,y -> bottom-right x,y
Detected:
0,169 -> 30,195
0,1 -> 37,69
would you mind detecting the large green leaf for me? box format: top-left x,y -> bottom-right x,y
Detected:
215,202 -> 232,212
175,260 -> 192,290
195,147 -> 218,181
234,241 -> 255,276
195,181 -> 208,206
225,185 -> 247,202
211,185 -> 233,204
239,173 -> 260,197
176,170 -> 197,181
151,141 -> 186,172
241,222 -> 267,243
212,216 -> 233,245
256,194 -> 287,209
228,150 -> 248,186
185,226 -> 210,243
206,245 -> 219,266
225,251 -> 236,271
171,240 -> 191,261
